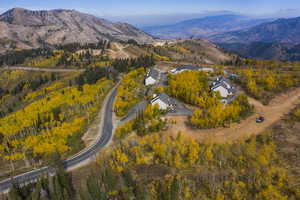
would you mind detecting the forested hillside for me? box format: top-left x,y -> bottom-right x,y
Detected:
0,41 -> 111,68
0,39 -> 159,182
228,59 -> 300,103
114,68 -> 147,117
219,42 -> 300,61
0,38 -> 233,69
0,69 -> 114,177
6,130 -> 300,199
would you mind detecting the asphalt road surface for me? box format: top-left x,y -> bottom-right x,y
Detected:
0,84 -> 118,193
167,99 -> 193,116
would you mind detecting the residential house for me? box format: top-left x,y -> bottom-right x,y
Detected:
150,93 -> 176,110
211,77 -> 234,98
145,68 -> 159,86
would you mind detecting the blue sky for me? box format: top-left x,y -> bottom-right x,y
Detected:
1,0 -> 300,16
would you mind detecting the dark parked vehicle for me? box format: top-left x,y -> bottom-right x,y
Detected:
256,116 -> 265,123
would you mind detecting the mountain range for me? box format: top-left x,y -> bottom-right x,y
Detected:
142,14 -> 273,39
142,13 -> 300,61
1,8 -> 300,61
209,17 -> 300,44
0,8 -> 154,52
209,17 -> 300,61
106,11 -> 239,27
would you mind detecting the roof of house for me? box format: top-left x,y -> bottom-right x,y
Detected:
201,67 -> 214,72
211,76 -> 235,93
146,68 -> 159,80
212,82 -> 232,92
170,65 -> 214,74
175,65 -> 200,72
151,93 -> 177,105
213,77 -> 233,88
216,76 -> 229,83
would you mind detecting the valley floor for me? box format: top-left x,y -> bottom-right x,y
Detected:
163,87 -> 300,143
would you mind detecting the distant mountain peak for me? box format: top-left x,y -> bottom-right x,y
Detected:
0,8 -> 83,25
3,7 -> 74,13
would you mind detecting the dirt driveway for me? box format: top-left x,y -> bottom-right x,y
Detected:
163,88 -> 300,143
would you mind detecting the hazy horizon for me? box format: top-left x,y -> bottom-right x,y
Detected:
1,0 -> 300,26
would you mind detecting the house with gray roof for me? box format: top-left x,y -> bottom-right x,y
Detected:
145,68 -> 159,86
150,93 -> 176,110
211,76 -> 235,98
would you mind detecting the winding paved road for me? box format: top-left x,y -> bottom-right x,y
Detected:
0,66 -> 85,72
0,84 -> 118,193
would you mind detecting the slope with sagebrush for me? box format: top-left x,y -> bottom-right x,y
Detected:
0,8 -> 154,53
164,39 -> 232,64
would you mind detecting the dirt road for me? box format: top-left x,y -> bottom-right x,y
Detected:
164,88 -> 300,143
0,66 -> 84,72
107,43 -> 130,59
